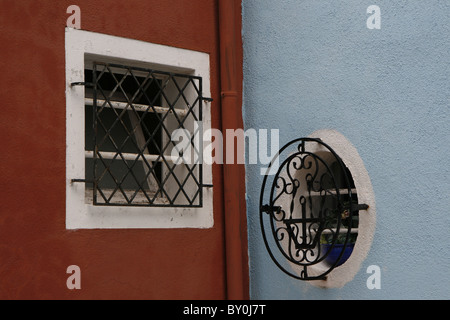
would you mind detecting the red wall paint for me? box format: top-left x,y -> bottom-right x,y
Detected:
0,0 -> 226,299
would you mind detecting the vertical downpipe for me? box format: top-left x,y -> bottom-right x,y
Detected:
218,0 -> 249,299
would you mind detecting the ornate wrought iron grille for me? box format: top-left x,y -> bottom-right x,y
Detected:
81,62 -> 205,207
259,138 -> 368,280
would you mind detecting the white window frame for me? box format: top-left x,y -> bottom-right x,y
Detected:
65,28 -> 213,229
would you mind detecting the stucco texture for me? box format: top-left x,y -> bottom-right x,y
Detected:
243,0 -> 449,299
0,0 -> 225,299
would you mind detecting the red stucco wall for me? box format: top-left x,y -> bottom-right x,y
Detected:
0,0 -> 225,299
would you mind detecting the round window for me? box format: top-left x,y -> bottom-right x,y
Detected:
260,130 -> 376,288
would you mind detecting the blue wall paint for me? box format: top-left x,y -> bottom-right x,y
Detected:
242,0 -> 450,299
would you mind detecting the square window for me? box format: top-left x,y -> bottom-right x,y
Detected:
65,28 -> 213,229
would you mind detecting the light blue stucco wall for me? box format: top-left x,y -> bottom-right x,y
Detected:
242,0 -> 450,299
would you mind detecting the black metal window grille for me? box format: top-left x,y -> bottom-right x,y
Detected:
260,138 -> 368,280
83,62 -> 204,207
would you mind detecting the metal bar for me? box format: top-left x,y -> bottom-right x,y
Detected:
310,188 -> 357,196
92,65 -> 98,204
353,203 -> 369,211
92,202 -> 203,208
85,150 -> 179,164
71,179 -> 94,183
199,77 -> 203,207
85,98 -> 188,117
71,81 -> 94,87
261,204 -> 281,214
95,61 -> 202,81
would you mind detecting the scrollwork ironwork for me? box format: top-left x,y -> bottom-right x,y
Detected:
260,138 -> 360,280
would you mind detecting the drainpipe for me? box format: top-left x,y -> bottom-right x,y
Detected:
218,0 -> 249,300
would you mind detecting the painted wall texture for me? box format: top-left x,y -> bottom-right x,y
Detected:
0,0 -> 226,299
242,1 -> 449,299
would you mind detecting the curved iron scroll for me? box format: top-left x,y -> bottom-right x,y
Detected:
259,138 -> 365,280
